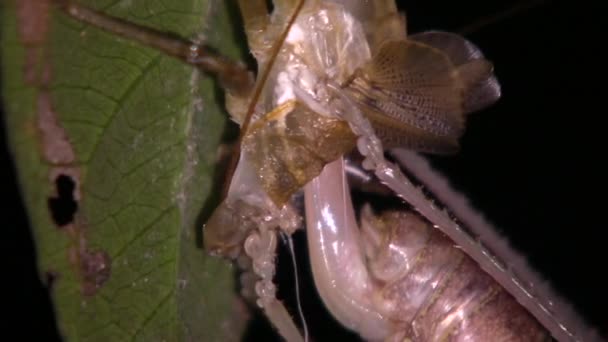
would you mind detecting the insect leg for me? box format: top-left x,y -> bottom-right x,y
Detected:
304,157 -> 390,340
52,0 -> 254,98
243,226 -> 304,342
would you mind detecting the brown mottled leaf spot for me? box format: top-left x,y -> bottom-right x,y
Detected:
80,250 -> 111,297
16,0 -> 52,85
38,89 -> 76,165
16,0 -> 51,44
63,223 -> 111,296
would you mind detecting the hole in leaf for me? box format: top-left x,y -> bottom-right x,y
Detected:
48,174 -> 77,227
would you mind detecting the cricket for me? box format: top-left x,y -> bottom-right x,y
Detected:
44,0 -> 600,341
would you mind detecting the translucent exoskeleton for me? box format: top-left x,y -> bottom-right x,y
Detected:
54,0 -> 602,341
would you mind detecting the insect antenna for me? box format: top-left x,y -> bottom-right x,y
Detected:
281,231 -> 310,342
457,0 -> 550,35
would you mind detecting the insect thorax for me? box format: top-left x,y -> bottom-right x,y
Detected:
205,2 -> 372,256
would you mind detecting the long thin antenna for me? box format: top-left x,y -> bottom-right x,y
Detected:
458,0 -> 549,36
282,232 -> 309,342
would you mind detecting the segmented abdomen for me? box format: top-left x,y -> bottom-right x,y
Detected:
363,210 -> 549,341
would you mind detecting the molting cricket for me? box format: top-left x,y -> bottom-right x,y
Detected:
41,0 -> 601,341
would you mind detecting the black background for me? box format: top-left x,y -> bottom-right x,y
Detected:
2,0 -> 605,340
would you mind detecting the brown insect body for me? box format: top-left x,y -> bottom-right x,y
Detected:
181,1 -> 555,340
204,0 -> 498,260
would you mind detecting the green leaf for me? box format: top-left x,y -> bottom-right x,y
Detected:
1,0 -> 247,340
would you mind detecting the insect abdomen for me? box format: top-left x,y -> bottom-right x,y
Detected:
363,210 -> 549,341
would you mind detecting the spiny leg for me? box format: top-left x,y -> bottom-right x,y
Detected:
52,0 -> 254,98
244,228 -> 304,342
